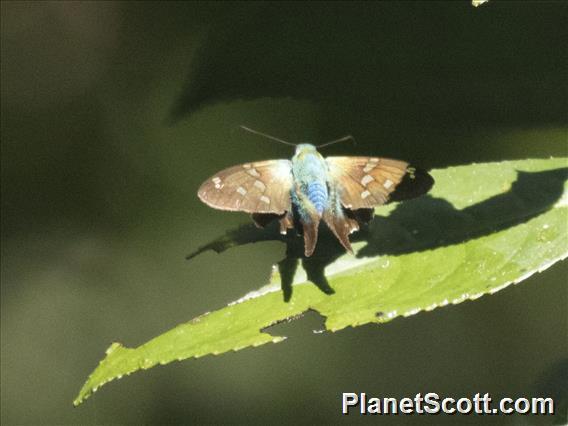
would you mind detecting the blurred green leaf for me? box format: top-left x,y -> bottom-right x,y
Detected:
172,3 -> 565,127
74,158 -> 567,406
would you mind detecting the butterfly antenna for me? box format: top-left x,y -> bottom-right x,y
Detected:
317,135 -> 356,148
240,126 -> 297,147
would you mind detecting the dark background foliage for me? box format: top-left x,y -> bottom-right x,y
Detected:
1,1 -> 566,424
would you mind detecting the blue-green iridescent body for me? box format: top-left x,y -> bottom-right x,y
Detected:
290,144 -> 349,256
291,144 -> 329,222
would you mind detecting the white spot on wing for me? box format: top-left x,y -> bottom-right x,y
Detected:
247,168 -> 260,177
254,180 -> 266,191
236,186 -> 247,196
260,195 -> 270,204
383,179 -> 394,189
361,190 -> 371,199
361,174 -> 374,186
363,159 -> 378,173
212,176 -> 222,189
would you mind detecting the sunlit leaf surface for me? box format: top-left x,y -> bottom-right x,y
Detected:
74,158 -> 567,406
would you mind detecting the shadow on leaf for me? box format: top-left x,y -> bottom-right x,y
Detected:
187,167 -> 567,301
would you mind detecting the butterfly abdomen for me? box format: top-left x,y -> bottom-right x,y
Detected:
306,181 -> 327,214
291,146 -> 330,222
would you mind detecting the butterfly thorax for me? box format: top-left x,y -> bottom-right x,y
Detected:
291,144 -> 329,218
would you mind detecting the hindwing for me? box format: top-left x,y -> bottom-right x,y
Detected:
198,160 -> 293,214
326,156 -> 409,209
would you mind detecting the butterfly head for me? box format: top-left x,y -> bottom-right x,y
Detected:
294,143 -> 322,160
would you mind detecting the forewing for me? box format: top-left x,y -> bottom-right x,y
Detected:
198,160 -> 293,214
326,156 -> 409,209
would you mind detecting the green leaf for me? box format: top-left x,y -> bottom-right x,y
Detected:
74,158 -> 567,406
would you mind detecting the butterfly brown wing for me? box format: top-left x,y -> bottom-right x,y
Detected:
198,160 -> 293,214
326,156 -> 409,209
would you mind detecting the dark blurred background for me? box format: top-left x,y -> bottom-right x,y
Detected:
1,1 -> 566,424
